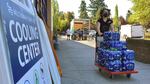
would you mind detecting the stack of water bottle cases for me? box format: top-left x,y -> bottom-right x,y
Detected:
97,32 -> 135,72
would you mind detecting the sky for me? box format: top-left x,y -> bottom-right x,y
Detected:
57,0 -> 133,18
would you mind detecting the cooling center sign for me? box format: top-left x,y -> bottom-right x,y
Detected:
0,0 -> 51,84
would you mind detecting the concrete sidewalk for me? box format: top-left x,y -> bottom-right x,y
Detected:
57,38 -> 150,84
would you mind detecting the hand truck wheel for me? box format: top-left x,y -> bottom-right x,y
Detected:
127,74 -> 131,78
109,75 -> 113,79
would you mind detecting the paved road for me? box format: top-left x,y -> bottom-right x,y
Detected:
57,38 -> 150,84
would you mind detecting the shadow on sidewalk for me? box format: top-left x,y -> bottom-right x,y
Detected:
56,39 -> 150,84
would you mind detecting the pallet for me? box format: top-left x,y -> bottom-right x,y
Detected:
95,64 -> 138,79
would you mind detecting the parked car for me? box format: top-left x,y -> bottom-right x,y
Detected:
61,31 -> 66,35
88,30 -> 96,40
89,30 -> 96,36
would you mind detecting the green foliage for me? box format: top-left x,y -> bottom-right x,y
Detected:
113,5 -> 119,31
58,12 -> 66,31
58,19 -> 67,31
129,0 -> 150,28
58,12 -> 74,31
79,0 -> 89,19
52,0 -> 59,32
88,0 -> 107,24
65,12 -> 74,27
89,0 -> 107,16
65,12 -> 74,22
93,8 -> 101,24
126,10 -> 132,22
52,0 -> 74,32
127,14 -> 138,24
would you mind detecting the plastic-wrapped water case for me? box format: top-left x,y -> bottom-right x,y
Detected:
103,32 -> 120,41
97,48 -> 104,58
100,41 -> 106,49
120,41 -> 127,50
105,60 -> 122,72
105,51 -> 122,61
106,41 -> 120,51
122,60 -> 135,71
113,32 -> 120,41
98,58 -> 106,66
122,50 -> 135,60
103,32 -> 111,41
96,31 -> 136,72
106,41 -> 127,51
97,48 -> 106,66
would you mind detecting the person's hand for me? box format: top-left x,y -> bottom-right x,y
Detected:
99,32 -> 103,36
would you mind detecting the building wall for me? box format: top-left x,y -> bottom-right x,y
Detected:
34,0 -> 53,41
74,22 -> 83,30
46,0 -> 53,41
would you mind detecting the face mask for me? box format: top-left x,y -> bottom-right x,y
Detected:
103,12 -> 108,17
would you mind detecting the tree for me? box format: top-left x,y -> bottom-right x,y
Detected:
52,0 -> 59,32
65,12 -> 74,22
95,8 -> 101,22
59,11 -> 65,20
126,10 -> 132,22
59,19 -> 67,31
65,12 -> 74,27
113,5 -> 119,31
88,0 -> 107,24
129,0 -> 150,28
57,12 -> 74,31
127,14 -> 139,24
58,12 -> 66,31
79,0 -> 89,19
52,0 -> 74,32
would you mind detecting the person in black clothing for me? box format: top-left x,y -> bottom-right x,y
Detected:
79,29 -> 83,40
96,8 -> 114,37
95,8 -> 114,60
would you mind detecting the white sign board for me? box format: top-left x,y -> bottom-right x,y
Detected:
37,18 -> 61,84
0,0 -> 60,84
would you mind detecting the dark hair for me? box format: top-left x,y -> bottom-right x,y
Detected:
100,8 -> 111,17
